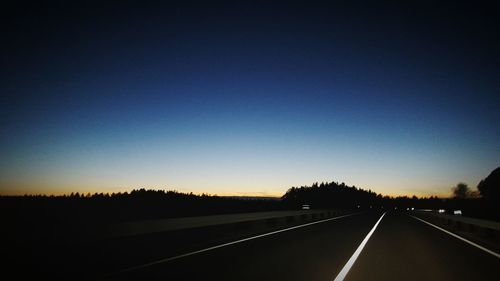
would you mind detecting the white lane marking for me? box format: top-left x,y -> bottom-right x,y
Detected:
113,212 -> 361,275
333,212 -> 386,281
411,215 -> 500,259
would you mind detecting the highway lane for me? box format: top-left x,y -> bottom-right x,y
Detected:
6,210 -> 498,280
104,211 -> 500,281
105,212 -> 382,281
346,212 -> 499,281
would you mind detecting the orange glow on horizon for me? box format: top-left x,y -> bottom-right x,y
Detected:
0,183 -> 451,199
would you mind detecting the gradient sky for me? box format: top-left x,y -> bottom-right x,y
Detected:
1,1 -> 499,197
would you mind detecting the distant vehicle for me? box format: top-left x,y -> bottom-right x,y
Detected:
453,210 -> 462,215
302,204 -> 310,210
438,209 -> 446,214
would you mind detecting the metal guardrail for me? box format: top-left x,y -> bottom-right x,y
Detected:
412,211 -> 499,249
413,211 -> 500,229
104,209 -> 344,238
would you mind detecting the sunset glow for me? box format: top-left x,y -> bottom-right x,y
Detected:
1,1 -> 498,197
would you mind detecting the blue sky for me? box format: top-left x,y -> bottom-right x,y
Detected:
1,1 -> 499,196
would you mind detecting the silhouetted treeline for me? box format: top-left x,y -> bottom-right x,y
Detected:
0,189 -> 284,226
281,180 -> 499,221
281,181 -> 443,211
282,181 -> 379,210
2,166 -> 499,225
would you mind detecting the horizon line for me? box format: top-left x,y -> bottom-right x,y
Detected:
0,188 -> 451,199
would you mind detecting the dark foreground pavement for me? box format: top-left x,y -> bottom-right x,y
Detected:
346,212 -> 499,281
104,211 -> 499,281
105,212 -> 381,281
5,211 -> 499,280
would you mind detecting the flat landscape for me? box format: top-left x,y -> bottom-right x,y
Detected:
2,1 -> 500,280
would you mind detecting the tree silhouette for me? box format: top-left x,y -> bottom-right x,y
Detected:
281,181 -> 380,210
3,167 -> 500,224
452,183 -> 470,199
477,167 -> 500,200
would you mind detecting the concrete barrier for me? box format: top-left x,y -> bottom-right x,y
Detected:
412,211 -> 500,251
102,209 -> 346,239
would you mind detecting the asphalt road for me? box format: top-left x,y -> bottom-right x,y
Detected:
104,211 -> 499,281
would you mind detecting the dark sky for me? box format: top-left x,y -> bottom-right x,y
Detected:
1,1 -> 499,196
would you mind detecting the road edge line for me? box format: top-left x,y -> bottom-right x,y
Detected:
333,212 -> 386,281
411,215 -> 500,259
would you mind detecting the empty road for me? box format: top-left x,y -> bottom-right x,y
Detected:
105,211 -> 499,281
